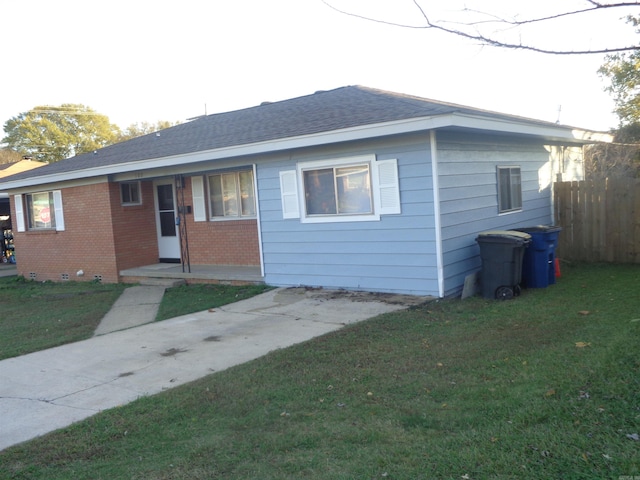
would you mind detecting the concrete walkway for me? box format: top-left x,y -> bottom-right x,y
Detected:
93,285 -> 168,336
0,286 -> 425,451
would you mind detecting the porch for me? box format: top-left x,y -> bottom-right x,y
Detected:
119,264 -> 264,286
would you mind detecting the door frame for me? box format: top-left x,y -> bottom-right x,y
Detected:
153,178 -> 181,262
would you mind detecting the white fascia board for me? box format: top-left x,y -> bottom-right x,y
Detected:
1,176 -> 108,195
446,113 -> 607,143
0,112 -> 596,191
0,116 -> 444,190
570,129 -> 614,143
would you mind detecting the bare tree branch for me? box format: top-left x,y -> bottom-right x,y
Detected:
474,2 -> 640,26
321,0 -> 640,55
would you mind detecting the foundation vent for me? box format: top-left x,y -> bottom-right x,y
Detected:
93,274 -> 103,282
29,272 -> 37,279
61,273 -> 70,281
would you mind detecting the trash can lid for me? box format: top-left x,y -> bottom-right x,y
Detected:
513,225 -> 562,233
477,230 -> 532,240
476,230 -> 531,244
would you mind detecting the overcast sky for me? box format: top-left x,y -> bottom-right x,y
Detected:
2,0 -> 638,134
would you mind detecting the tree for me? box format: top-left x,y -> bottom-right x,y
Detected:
322,0 -> 640,55
599,20 -> 640,126
2,104 -> 120,163
589,17 -> 640,177
585,141 -> 640,178
0,148 -> 23,165
117,120 -> 180,143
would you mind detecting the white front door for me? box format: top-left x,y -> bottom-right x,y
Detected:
154,179 -> 181,262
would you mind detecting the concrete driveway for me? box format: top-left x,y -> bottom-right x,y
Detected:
0,287 -> 425,451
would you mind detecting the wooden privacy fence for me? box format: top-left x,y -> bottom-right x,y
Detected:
554,178 -> 640,263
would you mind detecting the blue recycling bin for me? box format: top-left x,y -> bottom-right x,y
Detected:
513,226 -> 562,288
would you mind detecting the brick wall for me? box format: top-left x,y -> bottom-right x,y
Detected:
181,176 -> 260,266
110,181 -> 158,271
187,218 -> 260,265
12,183 -> 120,282
11,181 -> 161,283
10,176 -> 261,283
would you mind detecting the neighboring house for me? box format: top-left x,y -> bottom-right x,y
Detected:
0,86 -> 608,297
0,159 -> 46,179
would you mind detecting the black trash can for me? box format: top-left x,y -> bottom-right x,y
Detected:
512,226 -> 562,288
476,230 -> 531,300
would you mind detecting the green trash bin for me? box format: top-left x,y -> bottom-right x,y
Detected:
476,230 -> 531,300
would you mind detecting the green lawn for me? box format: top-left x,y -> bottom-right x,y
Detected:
155,283 -> 272,321
1,263 -> 639,479
0,278 -> 127,360
0,278 -> 271,360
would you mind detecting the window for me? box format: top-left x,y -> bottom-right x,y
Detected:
120,181 -> 141,205
20,191 -> 65,231
27,192 -> 56,229
279,155 -> 401,222
303,164 -> 372,216
208,170 -> 256,219
497,166 -> 522,213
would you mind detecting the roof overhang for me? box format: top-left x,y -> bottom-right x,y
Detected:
439,112 -> 613,144
0,112 -> 611,191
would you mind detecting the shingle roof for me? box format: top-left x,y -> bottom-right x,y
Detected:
2,85 -> 570,183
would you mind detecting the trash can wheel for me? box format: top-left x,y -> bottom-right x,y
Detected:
495,286 -> 514,300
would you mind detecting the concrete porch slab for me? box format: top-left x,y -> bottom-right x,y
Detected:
120,264 -> 263,285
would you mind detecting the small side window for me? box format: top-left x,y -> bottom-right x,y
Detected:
121,182 -> 141,205
497,166 -> 522,213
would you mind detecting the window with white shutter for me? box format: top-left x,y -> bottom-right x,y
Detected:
280,155 -> 401,223
23,190 -> 65,231
208,170 -> 256,219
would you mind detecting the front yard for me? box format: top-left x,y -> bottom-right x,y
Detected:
0,263 -> 638,479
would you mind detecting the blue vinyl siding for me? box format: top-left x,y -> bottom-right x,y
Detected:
254,130 -> 563,297
258,136 -> 439,296
436,131 -> 555,296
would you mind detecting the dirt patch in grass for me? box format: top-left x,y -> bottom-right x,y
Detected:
282,286 -> 431,307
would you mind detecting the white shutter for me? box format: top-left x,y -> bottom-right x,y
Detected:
375,159 -> 401,215
14,195 -> 25,232
191,176 -> 206,222
279,170 -> 300,219
53,190 -> 65,231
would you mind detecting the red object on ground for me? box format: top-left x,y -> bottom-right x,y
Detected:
555,258 -> 561,278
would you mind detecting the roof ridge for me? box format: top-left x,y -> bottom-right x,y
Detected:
351,85 -> 563,126
196,86 -> 354,119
